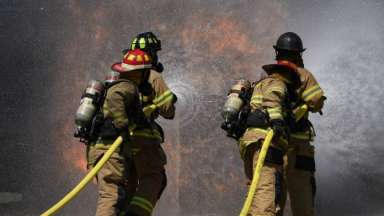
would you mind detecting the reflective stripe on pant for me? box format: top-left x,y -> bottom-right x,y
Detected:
244,142 -> 284,216
282,141 -> 316,216
126,140 -> 167,216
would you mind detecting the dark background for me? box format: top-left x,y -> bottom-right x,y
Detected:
0,0 -> 383,215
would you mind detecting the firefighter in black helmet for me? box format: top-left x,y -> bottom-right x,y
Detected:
273,32 -> 325,216
274,32 -> 306,67
274,32 -> 306,52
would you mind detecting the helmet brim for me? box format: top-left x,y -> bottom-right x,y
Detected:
273,45 -> 306,52
111,62 -> 152,73
111,62 -> 129,73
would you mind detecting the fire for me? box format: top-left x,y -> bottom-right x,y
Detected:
56,117 -> 88,173
62,140 -> 87,173
181,15 -> 258,55
74,158 -> 87,172
170,11 -> 284,81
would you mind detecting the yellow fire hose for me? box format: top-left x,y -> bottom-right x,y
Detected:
239,104 -> 309,215
41,136 -> 123,216
239,129 -> 274,216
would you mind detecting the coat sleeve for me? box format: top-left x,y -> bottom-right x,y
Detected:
104,82 -> 137,129
151,75 -> 176,119
301,70 -> 325,113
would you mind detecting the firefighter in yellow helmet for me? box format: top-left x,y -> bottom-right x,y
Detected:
273,32 -> 326,216
125,32 -> 176,121
127,32 -> 164,73
233,60 -> 302,215
87,49 -> 167,216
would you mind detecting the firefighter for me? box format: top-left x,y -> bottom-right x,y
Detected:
125,31 -> 164,73
238,57 -> 302,215
87,49 -> 167,216
273,32 -> 325,216
124,32 -> 176,121
124,32 -> 177,199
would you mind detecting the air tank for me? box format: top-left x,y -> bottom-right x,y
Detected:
222,80 -> 251,125
74,80 -> 105,136
104,70 -> 120,84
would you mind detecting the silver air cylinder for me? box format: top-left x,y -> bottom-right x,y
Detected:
222,80 -> 251,123
105,70 -> 120,84
75,80 -> 105,131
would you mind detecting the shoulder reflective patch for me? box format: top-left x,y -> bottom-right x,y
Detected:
251,94 -> 263,104
270,86 -> 285,93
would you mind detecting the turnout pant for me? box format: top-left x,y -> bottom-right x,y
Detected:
243,141 -> 284,216
87,137 -> 167,216
281,139 -> 316,216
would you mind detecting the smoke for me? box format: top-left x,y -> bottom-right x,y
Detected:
1,0 -> 384,215
283,0 -> 384,215
314,40 -> 384,216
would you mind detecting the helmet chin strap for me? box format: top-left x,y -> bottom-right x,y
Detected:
138,69 -> 153,96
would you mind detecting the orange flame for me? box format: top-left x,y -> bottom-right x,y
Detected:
181,15 -> 258,55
